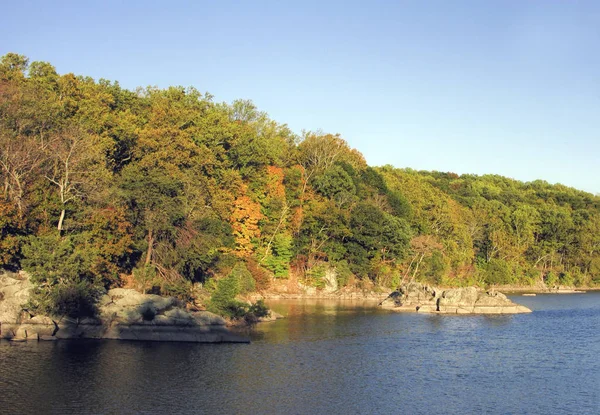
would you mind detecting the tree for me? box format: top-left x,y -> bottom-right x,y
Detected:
230,185 -> 263,257
0,53 -> 29,80
44,126 -> 109,231
119,165 -> 185,266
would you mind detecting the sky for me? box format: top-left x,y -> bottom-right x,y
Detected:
2,0 -> 599,193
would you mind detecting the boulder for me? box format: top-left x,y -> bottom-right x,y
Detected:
0,271 -> 32,325
379,282 -> 438,311
380,282 -> 531,314
0,271 -> 249,343
259,310 -> 284,322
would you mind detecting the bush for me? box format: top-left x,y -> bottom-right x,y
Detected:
22,234 -> 103,318
132,265 -> 158,294
246,259 -> 271,291
230,262 -> 255,294
207,273 -> 241,318
161,279 -> 194,303
206,272 -> 269,320
30,281 -> 102,318
334,260 -> 353,288
422,250 -> 447,285
265,234 -> 293,278
523,268 -> 540,286
559,271 -> 574,287
242,300 -> 270,324
247,299 -> 269,318
479,258 -> 514,286
545,271 -> 559,287
306,263 -> 327,288
572,270 -> 591,287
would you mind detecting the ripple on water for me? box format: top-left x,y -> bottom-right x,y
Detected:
1,293 -> 599,415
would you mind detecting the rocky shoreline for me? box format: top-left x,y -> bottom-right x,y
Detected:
379,282 -> 532,314
0,272 -> 249,343
3,270 -> 593,342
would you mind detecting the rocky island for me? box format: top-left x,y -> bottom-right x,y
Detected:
0,272 -> 249,343
380,282 -> 532,314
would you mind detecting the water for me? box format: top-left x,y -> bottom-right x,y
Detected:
1,294 -> 599,415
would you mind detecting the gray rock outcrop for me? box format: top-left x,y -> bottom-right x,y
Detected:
0,272 -> 248,343
380,282 -> 531,314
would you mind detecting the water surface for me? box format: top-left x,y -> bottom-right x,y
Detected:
1,294 -> 599,414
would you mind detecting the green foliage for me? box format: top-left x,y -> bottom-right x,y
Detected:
421,250 -> 447,285
132,265 -> 158,293
265,234 -> 293,278
3,52 -> 600,318
346,203 -> 411,278
247,299 -> 270,319
206,269 -> 265,319
207,273 -> 241,317
22,234 -> 103,317
544,271 -> 559,287
559,271 -> 574,287
334,260 -> 353,288
33,281 -> 102,318
312,165 -> 356,207
160,279 -> 194,303
478,258 -> 514,286
305,263 -> 327,288
230,262 -> 256,294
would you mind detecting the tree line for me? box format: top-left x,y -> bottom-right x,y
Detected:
1,53 -> 598,316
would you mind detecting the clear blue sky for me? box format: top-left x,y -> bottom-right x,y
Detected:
2,0 -> 599,193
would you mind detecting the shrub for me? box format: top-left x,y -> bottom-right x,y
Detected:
334,260 -> 353,288
545,271 -> 558,287
265,234 -> 293,278
161,279 -> 194,303
247,299 -> 269,318
306,263 -> 327,288
422,250 -> 447,285
246,259 -> 271,291
559,271 -> 574,287
22,234 -> 103,318
479,258 -> 514,286
132,265 -> 158,294
207,273 -> 241,318
230,262 -> 255,294
572,270 -> 591,287
30,281 -> 102,318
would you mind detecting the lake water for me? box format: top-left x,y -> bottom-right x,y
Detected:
1,293 -> 599,415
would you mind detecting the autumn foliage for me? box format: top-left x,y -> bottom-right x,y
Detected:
1,53 -> 600,318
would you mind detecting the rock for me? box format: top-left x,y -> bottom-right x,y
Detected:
0,271 -> 248,343
258,310 -> 284,322
379,282 -> 438,311
0,272 -> 32,325
379,282 -> 532,314
321,269 -> 338,294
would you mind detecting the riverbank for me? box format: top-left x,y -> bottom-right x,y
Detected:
0,272 -> 249,343
252,276 -> 599,301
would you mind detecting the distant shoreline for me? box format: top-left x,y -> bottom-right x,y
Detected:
254,284 -> 600,302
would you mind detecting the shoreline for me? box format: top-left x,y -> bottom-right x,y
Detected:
254,285 -> 599,302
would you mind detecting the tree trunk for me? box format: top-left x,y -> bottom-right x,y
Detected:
57,209 -> 66,232
412,253 -> 425,280
145,229 -> 154,265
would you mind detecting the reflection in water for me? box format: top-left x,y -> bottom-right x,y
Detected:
1,293 -> 599,415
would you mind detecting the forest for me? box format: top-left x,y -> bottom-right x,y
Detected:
1,53 -> 599,318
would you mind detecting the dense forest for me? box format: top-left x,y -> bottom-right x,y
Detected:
1,53 -> 599,317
